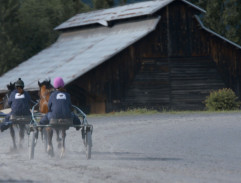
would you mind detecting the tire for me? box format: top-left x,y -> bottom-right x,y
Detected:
29,131 -> 35,160
85,131 -> 92,159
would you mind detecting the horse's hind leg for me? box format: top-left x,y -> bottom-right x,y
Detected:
46,127 -> 54,157
60,129 -> 66,158
56,129 -> 62,149
10,126 -> 17,151
19,125 -> 25,149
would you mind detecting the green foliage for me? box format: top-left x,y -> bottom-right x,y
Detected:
204,88 -> 240,111
222,0 -> 241,44
0,0 -> 23,73
204,0 -> 225,35
16,0 -> 90,59
203,0 -> 241,45
89,108 -> 159,117
0,0 -> 91,76
119,0 -> 127,5
92,0 -> 114,9
188,0 -> 207,9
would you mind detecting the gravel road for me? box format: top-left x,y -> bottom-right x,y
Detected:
1,112 -> 241,183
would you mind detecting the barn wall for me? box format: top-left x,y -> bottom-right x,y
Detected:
67,45 -> 141,114
198,29 -> 241,97
67,1 -> 241,113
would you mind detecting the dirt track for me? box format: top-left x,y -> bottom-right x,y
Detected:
1,112 -> 241,183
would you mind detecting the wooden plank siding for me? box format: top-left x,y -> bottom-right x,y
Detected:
198,29 -> 241,96
65,1 -> 240,113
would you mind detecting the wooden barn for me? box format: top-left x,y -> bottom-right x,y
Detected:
0,0 -> 241,113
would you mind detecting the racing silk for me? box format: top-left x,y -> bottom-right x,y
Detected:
47,91 -> 72,119
8,89 -> 31,116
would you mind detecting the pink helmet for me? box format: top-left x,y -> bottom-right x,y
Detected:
53,77 -> 64,89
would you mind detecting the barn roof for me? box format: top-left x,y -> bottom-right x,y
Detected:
55,0 -> 205,31
0,17 -> 160,93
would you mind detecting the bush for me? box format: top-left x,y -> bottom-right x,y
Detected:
204,88 -> 240,111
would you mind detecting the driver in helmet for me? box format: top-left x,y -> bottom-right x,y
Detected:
0,78 -> 31,132
39,77 -> 80,126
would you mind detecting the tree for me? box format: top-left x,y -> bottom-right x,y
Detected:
203,0 -> 241,45
222,0 -> 241,44
0,0 -> 23,74
204,0 -> 225,35
120,0 -> 127,5
92,0 -> 114,9
188,0 -> 207,9
0,0 -> 91,75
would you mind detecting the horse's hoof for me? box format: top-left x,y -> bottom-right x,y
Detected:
47,146 -> 54,157
83,139 -> 86,147
19,143 -> 23,149
57,142 -> 62,149
9,146 -> 17,153
60,148 -> 65,158
60,152 -> 64,158
48,150 -> 54,157
57,137 -> 62,141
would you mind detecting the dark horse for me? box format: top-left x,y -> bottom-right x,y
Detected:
2,82 -> 27,150
2,82 -> 15,108
38,79 -> 64,157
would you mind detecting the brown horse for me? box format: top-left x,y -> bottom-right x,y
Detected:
38,80 -> 65,157
38,80 -> 53,111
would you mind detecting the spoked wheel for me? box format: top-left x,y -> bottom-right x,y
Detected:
29,131 -> 36,160
85,131 -> 92,159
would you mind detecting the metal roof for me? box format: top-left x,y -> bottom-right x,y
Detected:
195,15 -> 241,50
0,17 -> 160,93
55,0 -> 205,31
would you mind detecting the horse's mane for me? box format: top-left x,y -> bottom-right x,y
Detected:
38,79 -> 53,89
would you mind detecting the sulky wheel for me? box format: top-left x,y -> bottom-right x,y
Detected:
29,131 -> 36,160
85,131 -> 92,159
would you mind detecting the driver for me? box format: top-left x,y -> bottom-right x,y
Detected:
39,77 -> 80,127
0,78 -> 31,132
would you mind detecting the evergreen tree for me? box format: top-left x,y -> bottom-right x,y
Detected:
203,0 -> 241,45
188,0 -> 207,10
0,0 -> 90,75
222,0 -> 241,45
92,0 -> 114,9
0,0 -> 23,74
237,0 -> 241,45
196,0 -> 207,10
204,0 -> 225,35
120,0 -> 127,5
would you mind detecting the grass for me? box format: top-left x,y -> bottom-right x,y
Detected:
88,108 -> 159,117
87,108 -> 241,117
